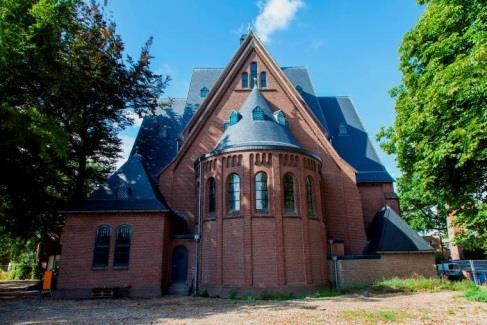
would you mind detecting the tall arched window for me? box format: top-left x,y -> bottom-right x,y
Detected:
283,173 -> 295,213
208,178 -> 216,215
260,72 -> 267,88
255,172 -> 268,212
241,72 -> 249,88
93,225 -> 111,268
250,62 -> 258,88
252,106 -> 264,120
305,177 -> 314,216
227,173 -> 241,213
113,225 -> 131,268
200,87 -> 209,98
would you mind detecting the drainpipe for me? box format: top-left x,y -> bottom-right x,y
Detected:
329,239 -> 339,291
194,156 -> 203,295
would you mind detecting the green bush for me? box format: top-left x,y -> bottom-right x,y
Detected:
8,251 -> 39,280
464,286 -> 487,303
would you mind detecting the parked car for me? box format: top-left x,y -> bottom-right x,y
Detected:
436,262 -> 463,280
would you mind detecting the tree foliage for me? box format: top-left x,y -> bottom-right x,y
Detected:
0,0 -> 167,245
378,0 -> 487,253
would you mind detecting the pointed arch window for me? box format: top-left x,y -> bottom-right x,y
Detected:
250,62 -> 258,88
227,173 -> 241,213
260,72 -> 267,88
283,173 -> 295,213
200,87 -> 209,98
113,225 -> 131,268
93,225 -> 111,268
252,106 -> 264,121
208,178 -> 216,215
241,72 -> 249,88
305,177 -> 315,216
255,172 -> 268,212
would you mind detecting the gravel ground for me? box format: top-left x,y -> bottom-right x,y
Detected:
0,291 -> 486,324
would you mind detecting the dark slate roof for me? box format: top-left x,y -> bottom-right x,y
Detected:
212,87 -> 302,154
131,99 -> 196,180
318,96 -> 394,183
186,68 -> 224,106
363,206 -> 434,254
281,67 -> 330,133
67,154 -> 168,212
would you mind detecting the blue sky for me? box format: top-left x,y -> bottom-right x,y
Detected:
105,0 -> 424,178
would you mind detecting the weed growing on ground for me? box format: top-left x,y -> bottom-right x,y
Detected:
464,285 -> 487,303
341,309 -> 411,323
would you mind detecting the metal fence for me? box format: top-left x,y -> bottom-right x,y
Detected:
455,260 -> 487,285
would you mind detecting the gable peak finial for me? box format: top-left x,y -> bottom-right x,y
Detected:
252,76 -> 258,89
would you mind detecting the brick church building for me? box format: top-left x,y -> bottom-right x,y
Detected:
57,32 -> 435,298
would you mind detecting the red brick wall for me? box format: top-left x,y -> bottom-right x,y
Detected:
358,183 -> 400,227
328,253 -> 436,287
198,150 -> 328,294
57,213 -> 167,297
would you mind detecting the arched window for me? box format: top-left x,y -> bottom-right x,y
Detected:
113,225 -> 131,268
227,173 -> 241,213
252,106 -> 264,120
255,172 -> 268,212
208,178 -> 216,215
200,87 -> 209,98
305,177 -> 314,216
250,62 -> 258,88
93,225 -> 111,268
260,72 -> 267,88
283,173 -> 295,213
241,72 -> 249,88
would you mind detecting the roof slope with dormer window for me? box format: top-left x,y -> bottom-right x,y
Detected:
66,154 -> 168,213
212,86 -> 304,155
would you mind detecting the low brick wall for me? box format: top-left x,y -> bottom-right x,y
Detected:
328,253 -> 436,288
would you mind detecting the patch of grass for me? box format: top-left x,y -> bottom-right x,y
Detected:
345,277 -> 473,294
0,271 -> 11,281
306,289 -> 341,298
464,286 -> 487,303
342,309 -> 411,323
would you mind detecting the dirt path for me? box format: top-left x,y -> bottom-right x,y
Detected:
0,291 -> 486,324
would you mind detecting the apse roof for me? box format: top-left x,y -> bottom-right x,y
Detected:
363,206 -> 434,254
212,87 -> 302,154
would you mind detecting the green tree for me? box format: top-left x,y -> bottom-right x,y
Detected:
0,0 -> 167,248
378,0 -> 487,253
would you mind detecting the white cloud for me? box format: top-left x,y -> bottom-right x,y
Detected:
116,135 -> 136,168
255,0 -> 304,43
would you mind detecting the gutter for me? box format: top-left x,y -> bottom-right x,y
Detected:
193,155 -> 204,295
